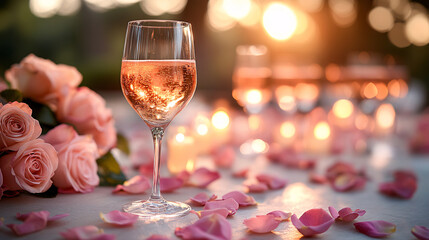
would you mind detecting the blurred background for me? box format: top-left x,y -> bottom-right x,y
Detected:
0,0 -> 428,107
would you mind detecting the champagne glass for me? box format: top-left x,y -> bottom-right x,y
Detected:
120,20 -> 197,219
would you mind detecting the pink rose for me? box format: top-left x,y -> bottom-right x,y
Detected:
0,139 -> 58,193
43,124 -> 100,193
56,87 -> 116,155
0,169 -> 3,199
5,54 -> 82,110
0,102 -> 42,151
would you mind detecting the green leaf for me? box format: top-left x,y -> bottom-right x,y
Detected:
97,151 -> 127,186
24,99 -> 58,134
116,133 -> 130,155
32,184 -> 58,198
0,89 -> 23,102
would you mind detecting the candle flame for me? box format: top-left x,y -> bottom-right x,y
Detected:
212,110 -> 230,130
245,89 -> 263,104
375,103 -> 395,129
314,121 -> 330,140
175,133 -> 185,142
263,2 -> 297,40
332,99 -> 354,119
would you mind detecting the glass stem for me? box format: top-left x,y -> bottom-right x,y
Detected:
150,127 -> 164,202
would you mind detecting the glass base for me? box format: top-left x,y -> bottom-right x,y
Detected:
123,198 -> 191,220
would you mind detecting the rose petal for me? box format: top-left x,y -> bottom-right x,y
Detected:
246,182 -> 269,193
60,225 -> 116,240
160,177 -> 184,193
138,163 -> 154,177
267,211 -> 291,221
412,225 -> 429,240
328,206 -> 339,219
191,208 -> 230,219
331,173 -> 366,192
113,175 -> 150,194
175,213 -> 232,240
187,168 -> 220,188
100,210 -> 138,226
256,174 -> 287,190
146,235 -> 172,240
309,172 -> 328,184
222,191 -> 257,207
189,192 -> 217,206
291,209 -> 334,237
329,206 -> 365,222
7,211 -> 50,236
212,146 -> 235,168
354,220 -> 396,238
379,170 -> 417,199
232,168 -> 248,178
326,161 -> 357,181
243,215 -> 280,233
204,198 -> 239,216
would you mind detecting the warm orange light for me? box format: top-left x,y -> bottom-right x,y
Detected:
280,121 -> 296,138
388,79 -> 408,98
175,132 -> 185,142
248,115 -> 261,131
251,139 -> 268,153
212,110 -> 230,129
375,103 -> 395,129
222,0 -> 251,20
275,85 -> 296,111
295,83 -> 319,101
332,99 -> 354,119
325,63 -> 341,82
355,113 -> 369,131
194,115 -> 210,136
262,2 -> 297,40
314,121 -> 330,140
375,83 -> 388,100
246,89 -> 263,104
362,82 -> 378,99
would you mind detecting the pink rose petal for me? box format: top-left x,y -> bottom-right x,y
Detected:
187,168 -> 220,188
354,220 -> 396,238
175,213 -> 232,240
212,146 -> 235,168
204,198 -> 239,216
146,235 -> 172,240
16,212 -> 69,222
326,161 -> 357,181
291,208 -> 334,237
331,173 -> 365,192
412,225 -> 429,240
100,210 -> 138,226
7,211 -> 50,236
246,182 -> 269,193
379,170 -> 417,199
243,215 -> 280,233
191,208 -> 230,219
267,211 -> 291,221
232,168 -> 248,178
160,177 -> 184,193
113,175 -> 150,194
189,192 -> 217,206
328,206 -> 365,222
222,191 -> 257,207
309,172 -> 328,184
60,225 -> 116,240
256,174 -> 287,190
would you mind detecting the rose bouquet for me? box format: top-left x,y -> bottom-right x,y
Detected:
0,54 -> 126,199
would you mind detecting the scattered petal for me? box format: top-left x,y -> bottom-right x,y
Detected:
191,208 -> 230,219
204,198 -> 239,216
326,161 -> 357,181
146,235 -> 172,240
60,225 -> 116,240
379,170 -> 417,199
328,206 -> 339,219
232,168 -> 248,178
100,210 -> 138,227
291,208 -> 334,237
175,213 -> 232,240
189,192 -> 217,206
246,182 -> 269,193
309,172 -> 328,184
256,174 -> 287,190
222,191 -> 257,207
187,168 -> 220,188
329,206 -> 365,222
243,215 -> 280,233
160,177 -> 184,193
412,225 -> 429,240
331,173 -> 365,192
267,211 -> 291,221
177,171 -> 191,182
16,211 -> 69,222
354,220 -> 396,238
212,146 -> 235,168
138,163 -> 154,177
113,175 -> 150,194
7,211 -> 49,235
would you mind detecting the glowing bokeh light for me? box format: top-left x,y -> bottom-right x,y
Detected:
329,0 -> 357,27
251,139 -> 268,153
314,121 -> 331,140
207,0 -> 237,31
368,6 -> 394,32
262,2 -> 297,40
237,1 -> 260,27
175,132 -> 185,142
362,82 -> 378,99
116,0 -> 141,6
298,0 -> 324,13
85,0 -> 117,12
375,103 -> 396,129
388,22 -> 411,48
222,0 -> 251,20
246,89 -> 263,104
57,0 -> 81,16
325,63 -> 341,82
388,79 -> 408,98
405,13 -> 429,46
280,121 -> 296,138
355,113 -> 369,131
30,0 -> 62,18
375,82 -> 389,100
212,110 -> 230,130
295,83 -> 319,101
332,99 -> 354,119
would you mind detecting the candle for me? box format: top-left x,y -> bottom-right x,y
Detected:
211,109 -> 231,147
192,114 -> 212,155
167,128 -> 197,175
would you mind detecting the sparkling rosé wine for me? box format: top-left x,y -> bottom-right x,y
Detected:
121,60 -> 197,127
